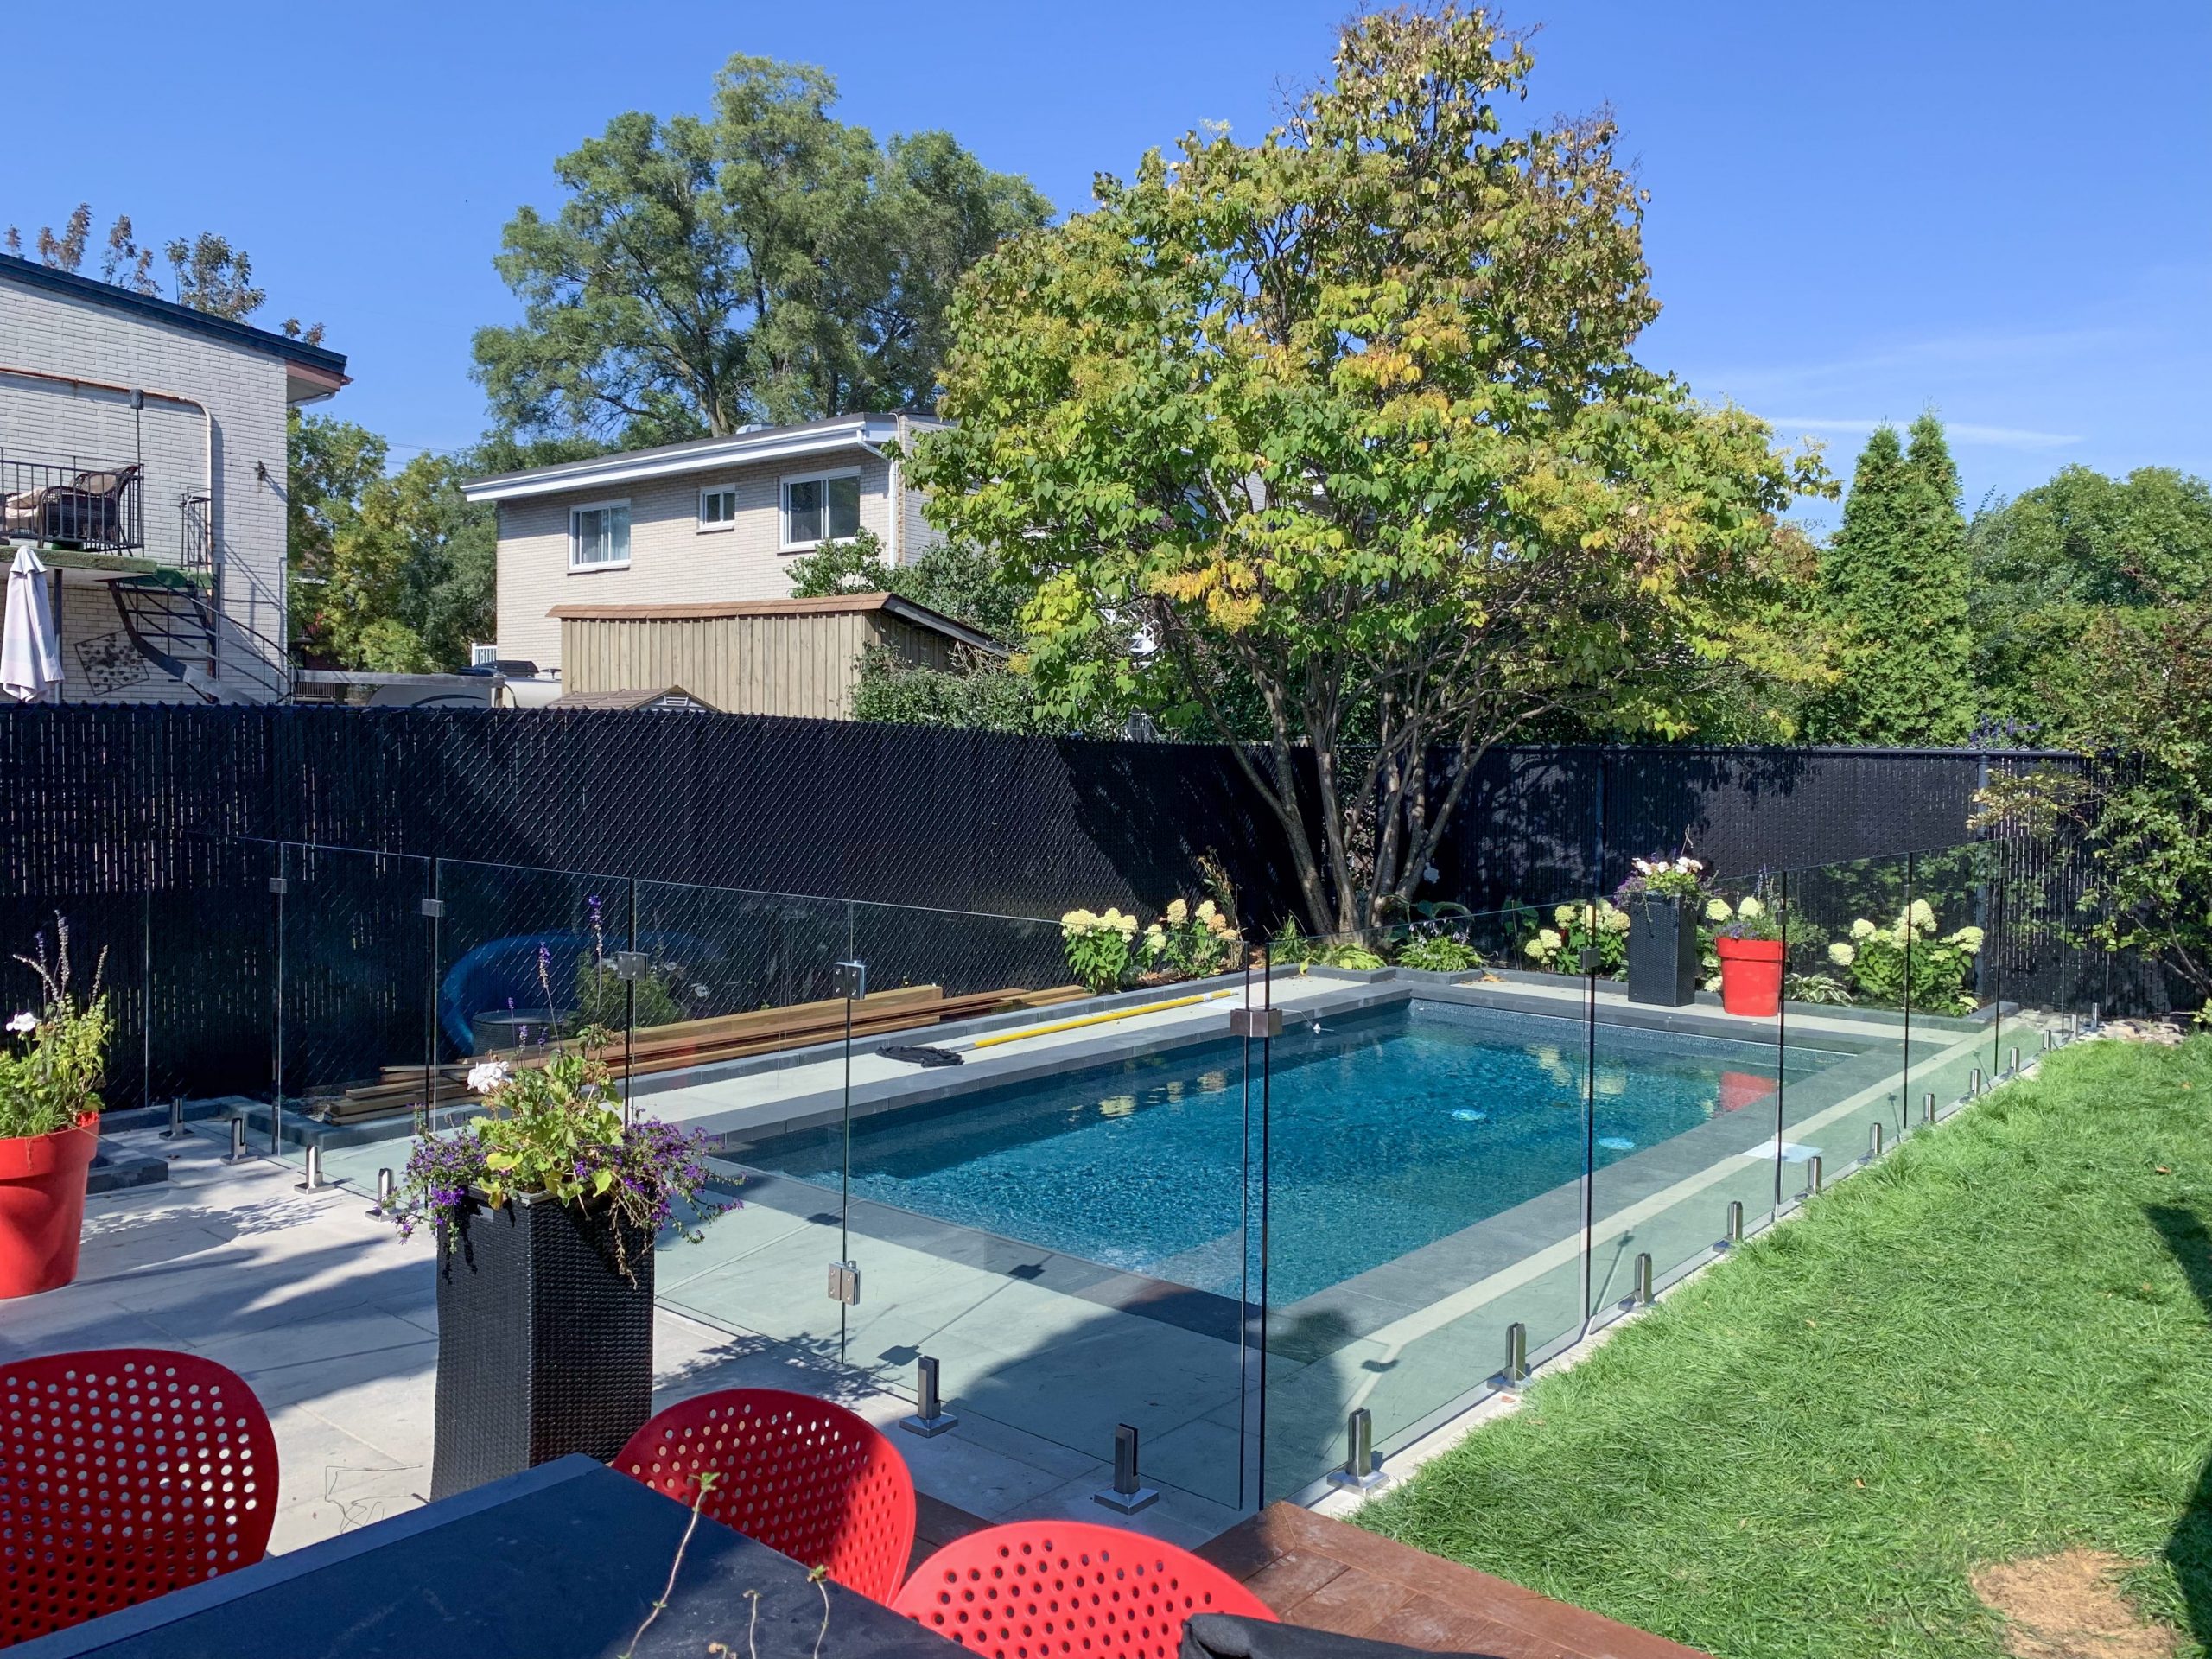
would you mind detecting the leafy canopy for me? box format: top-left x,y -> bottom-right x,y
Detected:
1967,464 -> 2212,741
287,413 -> 498,672
908,5 -> 1827,932
473,57 -> 1049,449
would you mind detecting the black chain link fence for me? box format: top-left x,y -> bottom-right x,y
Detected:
0,707 -> 2125,1107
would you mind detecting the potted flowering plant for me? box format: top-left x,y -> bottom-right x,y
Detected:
1616,855 -> 1706,1007
1707,894 -> 1785,1017
0,919 -> 110,1300
385,951 -> 723,1498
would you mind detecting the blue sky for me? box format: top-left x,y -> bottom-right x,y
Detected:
10,0 -> 2208,526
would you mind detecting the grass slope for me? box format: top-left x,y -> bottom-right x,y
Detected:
1361,1036 -> 2212,1659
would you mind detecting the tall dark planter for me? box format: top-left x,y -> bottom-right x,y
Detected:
430,1190 -> 655,1501
1625,894 -> 1700,1007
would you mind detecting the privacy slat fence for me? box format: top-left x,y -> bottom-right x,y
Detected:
0,707 -> 2110,1107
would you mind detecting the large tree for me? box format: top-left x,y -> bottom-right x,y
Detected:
1967,464 -> 2212,740
472,57 -> 1050,448
1805,415 -> 1974,745
907,7 -> 1827,934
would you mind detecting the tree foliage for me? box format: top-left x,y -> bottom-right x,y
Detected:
472,56 -> 1049,450
287,414 -> 496,672
907,6 -> 1827,932
1806,415 -> 1973,745
5,205 -> 321,340
1967,465 -> 2212,741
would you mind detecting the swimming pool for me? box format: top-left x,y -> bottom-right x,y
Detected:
742,1001 -> 1841,1303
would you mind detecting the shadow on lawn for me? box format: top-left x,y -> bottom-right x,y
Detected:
2146,1204 -> 2212,1649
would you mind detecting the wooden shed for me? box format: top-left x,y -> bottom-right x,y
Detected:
546,593 -> 997,719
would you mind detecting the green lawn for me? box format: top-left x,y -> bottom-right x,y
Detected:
1360,1035 -> 2212,1659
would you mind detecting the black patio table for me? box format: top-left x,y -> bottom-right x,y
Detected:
17,1454 -> 958,1659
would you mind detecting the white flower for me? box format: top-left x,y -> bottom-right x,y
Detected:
1538,928 -> 1563,950
1195,899 -> 1217,921
1704,899 -> 1732,923
5,1012 -> 36,1035
1952,925 -> 1985,955
1702,975 -> 1723,993
1524,937 -> 1550,960
1554,904 -> 1577,925
1850,918 -> 1877,940
466,1059 -> 512,1094
1736,896 -> 1764,920
1909,899 -> 1936,929
1682,858 -> 1706,874
1827,942 -> 1856,967
1605,907 -> 1633,933
1166,899 -> 1189,925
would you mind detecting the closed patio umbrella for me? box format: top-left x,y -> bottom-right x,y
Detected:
2,547 -> 64,702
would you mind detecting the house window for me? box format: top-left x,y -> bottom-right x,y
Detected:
781,471 -> 861,549
569,500 -> 631,569
698,486 -> 739,531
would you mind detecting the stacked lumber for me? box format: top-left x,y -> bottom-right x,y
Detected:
308,981 -> 1086,1128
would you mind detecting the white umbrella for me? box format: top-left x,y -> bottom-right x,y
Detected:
1,548 -> 64,703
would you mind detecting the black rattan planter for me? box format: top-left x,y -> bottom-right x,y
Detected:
429,1190 -> 655,1500
1625,894 -> 1700,1007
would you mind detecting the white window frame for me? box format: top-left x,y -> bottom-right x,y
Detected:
697,483 -> 740,533
779,467 -> 863,552
568,498 -> 632,572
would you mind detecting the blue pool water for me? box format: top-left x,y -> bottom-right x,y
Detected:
745,1001 -> 1837,1302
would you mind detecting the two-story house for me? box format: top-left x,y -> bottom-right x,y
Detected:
461,414 -> 995,718
0,252 -> 347,702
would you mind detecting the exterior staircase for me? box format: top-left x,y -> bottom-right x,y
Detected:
108,571 -> 290,704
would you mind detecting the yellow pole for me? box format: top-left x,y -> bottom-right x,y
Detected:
967,989 -> 1234,1051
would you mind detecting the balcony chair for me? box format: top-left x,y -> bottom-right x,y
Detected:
0,1349 -> 278,1649
0,464 -> 141,549
892,1520 -> 1278,1656
611,1387 -> 916,1603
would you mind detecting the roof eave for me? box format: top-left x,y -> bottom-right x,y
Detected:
461,416 -> 906,503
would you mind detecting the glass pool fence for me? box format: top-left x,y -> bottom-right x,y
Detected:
1,834 -> 2107,1514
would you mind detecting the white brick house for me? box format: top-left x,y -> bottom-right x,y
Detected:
0,253 -> 347,702
461,414 -> 944,677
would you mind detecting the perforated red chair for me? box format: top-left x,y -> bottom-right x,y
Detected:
892,1520 -> 1278,1656
611,1388 -> 916,1602
0,1349 -> 278,1649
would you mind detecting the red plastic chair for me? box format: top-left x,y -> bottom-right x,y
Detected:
0,1349 -> 278,1649
611,1388 -> 916,1602
892,1521 -> 1278,1656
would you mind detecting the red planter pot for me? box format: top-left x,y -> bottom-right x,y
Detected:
1716,936 -> 1785,1017
0,1113 -> 99,1298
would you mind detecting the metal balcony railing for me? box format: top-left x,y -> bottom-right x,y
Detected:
0,454 -> 145,556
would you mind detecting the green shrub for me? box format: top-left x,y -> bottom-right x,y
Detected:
1398,933 -> 1482,973
0,918 -> 111,1139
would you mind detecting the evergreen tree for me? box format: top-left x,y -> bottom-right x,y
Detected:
1808,416 -> 1975,745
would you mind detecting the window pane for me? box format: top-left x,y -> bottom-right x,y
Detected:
607,504 -> 630,562
786,480 -> 823,543
827,475 -> 861,540
575,508 -> 602,564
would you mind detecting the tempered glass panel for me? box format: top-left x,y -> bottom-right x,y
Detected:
1778,856 -> 1915,1194
823,905 -> 1253,1507
624,877 -> 854,1377
268,843 -> 435,1187
1902,846 -> 1999,1121
1261,906 -> 1592,1502
1587,875 -> 1784,1321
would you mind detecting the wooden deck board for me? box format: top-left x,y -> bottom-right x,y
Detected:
1196,1504 -> 1711,1659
